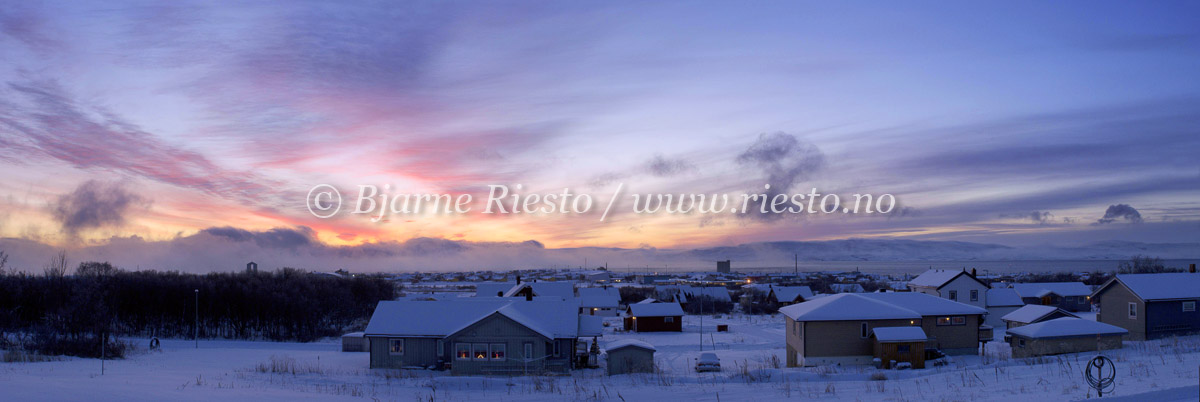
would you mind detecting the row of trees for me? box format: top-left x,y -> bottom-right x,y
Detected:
0,258 -> 396,358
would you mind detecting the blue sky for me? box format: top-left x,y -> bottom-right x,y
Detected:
0,1 -> 1197,270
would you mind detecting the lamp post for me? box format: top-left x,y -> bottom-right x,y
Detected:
194,289 -> 199,349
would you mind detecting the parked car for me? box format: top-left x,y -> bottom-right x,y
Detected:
695,352 -> 721,372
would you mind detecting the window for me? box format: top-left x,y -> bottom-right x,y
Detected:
436,340 -> 444,354
490,343 -> 506,360
1184,301 -> 1196,312
970,290 -> 979,302
1128,302 -> 1137,319
473,344 -> 489,360
952,316 -> 966,325
389,339 -> 404,355
860,322 -> 869,338
1018,339 -> 1026,348
897,345 -> 911,353
553,341 -> 561,357
948,290 -> 958,301
456,343 -> 471,360
664,316 -> 675,323
524,342 -> 533,359
937,317 -> 952,326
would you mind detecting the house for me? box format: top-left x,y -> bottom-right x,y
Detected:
780,292 -> 987,367
364,299 -> 602,375
1007,317 -> 1127,358
829,283 -> 866,294
870,327 -> 927,369
1091,272 -> 1200,340
342,332 -> 367,352
474,282 -> 576,299
578,287 -> 621,316
1011,282 -> 1092,312
624,303 -> 684,332
1001,305 -> 1078,330
984,288 -> 1025,328
907,269 -> 990,309
605,339 -> 656,375
583,271 -> 611,282
767,286 -> 814,306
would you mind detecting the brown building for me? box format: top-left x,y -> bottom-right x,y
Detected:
1007,317 -> 1127,358
870,327 -> 927,369
624,303 -> 684,332
1091,272 -> 1200,341
781,293 -> 986,367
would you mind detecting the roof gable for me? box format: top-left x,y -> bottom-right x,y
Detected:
779,293 -> 921,321
909,269 -> 989,290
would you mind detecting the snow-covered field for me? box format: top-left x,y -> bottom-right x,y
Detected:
2,315 -> 1198,401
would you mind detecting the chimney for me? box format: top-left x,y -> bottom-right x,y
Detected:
1190,263 -> 1196,273
516,275 -> 522,284
525,289 -> 533,302
971,268 -> 977,277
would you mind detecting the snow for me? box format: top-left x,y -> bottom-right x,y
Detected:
768,286 -> 813,302
1012,282 -> 1092,298
779,293 -> 921,321
605,339 -> 656,352
365,299 -> 589,339
1007,317 -> 1128,338
1001,305 -> 1076,324
858,292 -> 988,315
4,315 -> 1200,401
475,282 -> 576,298
908,269 -> 967,287
986,288 -> 1025,307
627,303 -> 684,317
1112,273 -> 1200,300
871,326 -> 927,342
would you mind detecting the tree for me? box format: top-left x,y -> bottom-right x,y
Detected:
1116,255 -> 1178,274
44,250 -> 68,277
0,250 -> 8,274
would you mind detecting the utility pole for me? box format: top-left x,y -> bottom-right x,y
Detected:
794,254 -> 798,275
194,289 -> 199,349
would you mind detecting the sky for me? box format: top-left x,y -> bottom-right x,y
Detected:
1,1 -> 1198,272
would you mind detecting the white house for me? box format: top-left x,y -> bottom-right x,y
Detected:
907,269 -> 990,309
578,287 -> 621,316
984,288 -> 1025,328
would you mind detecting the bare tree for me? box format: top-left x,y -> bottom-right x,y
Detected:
0,250 -> 8,274
44,250 -> 68,277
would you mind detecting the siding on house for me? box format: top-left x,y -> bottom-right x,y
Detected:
1096,281 -> 1146,340
918,314 -> 981,354
447,313 -> 571,375
607,347 -> 655,375
369,337 -> 439,369
1145,299 -> 1200,338
623,316 -> 681,332
1009,334 -> 1123,358
788,319 -> 914,366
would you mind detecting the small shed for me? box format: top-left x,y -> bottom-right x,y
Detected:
870,327 -> 927,369
1007,318 -> 1128,358
606,340 -> 656,375
624,303 -> 684,332
341,332 -> 367,352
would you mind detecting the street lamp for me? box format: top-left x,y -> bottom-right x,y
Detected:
194,289 -> 199,349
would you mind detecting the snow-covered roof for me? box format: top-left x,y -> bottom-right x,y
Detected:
780,292 -> 987,322
636,298 -> 658,304
578,287 -> 620,299
1001,305 -> 1077,324
476,282 -> 577,298
627,302 -> 685,317
682,286 -> 732,302
770,286 -> 814,303
365,299 -> 587,339
1012,282 -> 1091,298
986,288 -> 1024,307
1111,273 -> 1200,301
871,327 -> 928,342
1007,317 -> 1128,339
580,295 -> 619,308
908,269 -> 967,288
605,339 -> 656,352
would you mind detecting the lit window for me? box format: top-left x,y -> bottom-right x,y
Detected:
456,343 -> 471,360
937,317 -> 952,326
491,344 -> 506,360
473,344 -> 489,360
952,316 -> 966,325
1184,301 -> 1196,312
389,339 -> 404,355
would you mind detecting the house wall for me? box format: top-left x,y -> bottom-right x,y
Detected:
446,313 -> 572,375
1096,281 -> 1146,341
625,316 -> 682,332
908,285 -> 940,297
785,317 -> 803,367
1145,299 -> 1200,339
368,337 -> 439,369
985,306 -> 1020,328
1009,334 -> 1124,358
607,347 -> 655,375
582,307 -> 619,317
873,341 -> 926,369
794,319 -> 914,366
938,275 -> 988,309
919,314 -> 981,354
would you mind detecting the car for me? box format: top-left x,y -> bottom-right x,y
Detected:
695,352 -> 721,372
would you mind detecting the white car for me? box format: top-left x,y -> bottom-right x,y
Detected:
695,352 -> 721,372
